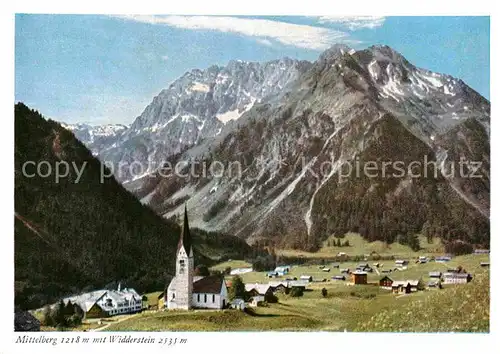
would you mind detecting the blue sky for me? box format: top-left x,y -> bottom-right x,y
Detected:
15,15 -> 489,125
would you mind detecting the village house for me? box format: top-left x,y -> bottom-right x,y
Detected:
230,267 -> 253,275
245,283 -> 273,297
356,263 -> 373,272
395,260 -> 409,266
379,276 -> 394,289
62,285 -> 143,318
435,256 -> 452,263
340,268 -> 350,274
300,275 -> 313,282
391,280 -> 424,294
418,256 -> 428,263
322,267 -> 331,272
269,281 -> 289,293
427,280 -> 442,289
249,295 -> 265,307
429,271 -> 442,278
480,262 -> 490,267
288,280 -> 308,290
275,266 -> 290,275
474,249 -> 490,255
392,281 -> 412,294
230,298 -> 246,310
407,279 -> 424,292
443,272 -> 472,284
166,207 -> 228,310
351,271 -> 368,285
332,275 -> 346,281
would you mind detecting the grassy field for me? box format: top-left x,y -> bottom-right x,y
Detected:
210,260 -> 252,272
225,253 -> 489,285
34,312 -> 136,332
277,233 -> 444,259
104,253 -> 489,332
356,271 -> 490,332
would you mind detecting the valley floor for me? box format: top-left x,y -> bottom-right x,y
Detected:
98,253 -> 489,332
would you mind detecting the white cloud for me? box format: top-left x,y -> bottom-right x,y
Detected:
112,15 -> 360,50
318,16 -> 386,30
161,55 -> 169,61
255,38 -> 273,47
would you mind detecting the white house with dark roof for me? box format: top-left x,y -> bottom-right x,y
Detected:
62,285 -> 142,318
443,272 -> 472,284
166,207 -> 228,310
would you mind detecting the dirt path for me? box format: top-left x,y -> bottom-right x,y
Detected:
91,313 -> 139,332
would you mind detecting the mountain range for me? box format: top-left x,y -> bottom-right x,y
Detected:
62,44 -> 490,251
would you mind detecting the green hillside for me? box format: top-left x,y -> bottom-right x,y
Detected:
14,103 -> 252,310
356,272 -> 489,332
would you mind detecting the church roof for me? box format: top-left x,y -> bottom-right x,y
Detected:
177,205 -> 192,254
193,275 -> 225,294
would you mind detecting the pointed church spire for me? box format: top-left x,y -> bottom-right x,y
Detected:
177,204 -> 192,254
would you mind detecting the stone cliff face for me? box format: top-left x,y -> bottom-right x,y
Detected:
70,45 -> 491,250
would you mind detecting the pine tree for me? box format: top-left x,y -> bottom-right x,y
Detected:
229,276 -> 246,301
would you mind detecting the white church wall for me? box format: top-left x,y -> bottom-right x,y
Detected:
192,293 -> 225,309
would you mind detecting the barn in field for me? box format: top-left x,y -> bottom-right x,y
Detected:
351,271 -> 368,285
379,276 -> 393,289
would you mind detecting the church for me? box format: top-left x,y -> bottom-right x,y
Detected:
164,206 -> 228,310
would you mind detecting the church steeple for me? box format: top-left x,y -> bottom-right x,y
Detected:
177,205 -> 192,255
168,204 -> 194,310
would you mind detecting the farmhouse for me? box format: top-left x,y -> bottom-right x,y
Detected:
269,281 -> 289,293
429,271 -> 442,279
340,268 -> 350,274
427,280 -> 442,289
474,249 -> 490,255
230,267 -> 253,275
245,283 -> 273,297
443,272 -> 472,284
356,263 -> 373,272
379,276 -> 393,289
407,280 -> 424,292
391,279 -> 424,294
249,296 -> 265,307
418,256 -> 428,263
300,275 -> 313,282
230,299 -> 245,310
166,207 -> 228,310
275,266 -> 290,275
392,281 -> 411,294
395,260 -> 409,266
436,256 -> 452,263
480,262 -> 490,267
351,271 -> 368,285
332,275 -> 346,281
289,280 -> 308,290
